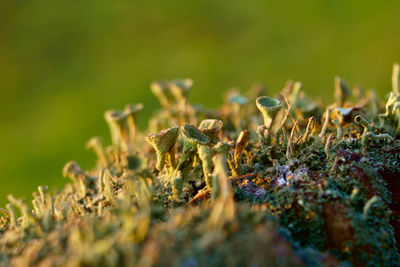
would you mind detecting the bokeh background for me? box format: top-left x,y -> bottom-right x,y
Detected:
1,0 -> 400,206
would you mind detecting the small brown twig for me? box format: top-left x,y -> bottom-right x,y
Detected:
230,173 -> 258,182
186,188 -> 212,206
280,94 -> 301,135
187,173 -> 259,205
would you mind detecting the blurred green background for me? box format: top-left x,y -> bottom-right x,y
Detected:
0,0 -> 400,206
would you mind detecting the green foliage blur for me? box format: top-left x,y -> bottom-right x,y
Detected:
0,0 -> 399,206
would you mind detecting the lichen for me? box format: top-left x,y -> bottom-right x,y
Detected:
1,65 -> 400,266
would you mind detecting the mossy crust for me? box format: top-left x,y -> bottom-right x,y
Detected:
1,68 -> 400,267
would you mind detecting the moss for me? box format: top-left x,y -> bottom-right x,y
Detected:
1,66 -> 400,266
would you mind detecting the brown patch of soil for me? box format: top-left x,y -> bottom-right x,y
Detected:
379,168 -> 400,251
322,202 -> 353,250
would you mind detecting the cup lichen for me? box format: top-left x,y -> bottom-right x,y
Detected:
0,65 -> 399,266
256,96 -> 282,129
145,126 -> 179,172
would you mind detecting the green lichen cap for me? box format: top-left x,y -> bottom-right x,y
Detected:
181,123 -> 209,148
104,109 -> 128,148
145,126 -> 179,171
256,96 -> 282,128
124,103 -> 143,147
213,140 -> 231,155
169,78 -> 193,100
85,136 -> 103,149
104,109 -> 127,123
145,126 -> 179,152
150,80 -> 175,108
228,91 -> 248,105
124,103 -> 143,116
199,119 -> 223,139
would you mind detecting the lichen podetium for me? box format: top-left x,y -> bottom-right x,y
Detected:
1,68 -> 400,266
